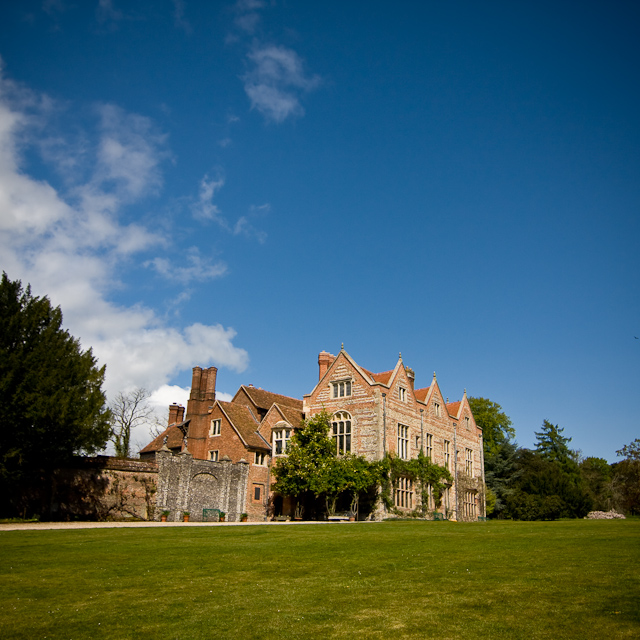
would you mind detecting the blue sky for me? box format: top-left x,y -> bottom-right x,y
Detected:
0,0 -> 638,460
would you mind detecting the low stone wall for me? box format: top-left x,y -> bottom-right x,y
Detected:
19,453 -> 250,523
49,456 -> 158,521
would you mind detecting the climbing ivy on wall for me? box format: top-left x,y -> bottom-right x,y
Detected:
380,452 -> 453,516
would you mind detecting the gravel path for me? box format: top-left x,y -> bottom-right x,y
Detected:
0,519 -> 357,531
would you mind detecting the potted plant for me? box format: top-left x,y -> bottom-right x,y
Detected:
219,511 -> 226,522
183,511 -> 190,522
161,510 -> 170,522
240,513 -> 248,522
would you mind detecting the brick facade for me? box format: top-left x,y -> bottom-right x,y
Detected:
140,347 -> 486,522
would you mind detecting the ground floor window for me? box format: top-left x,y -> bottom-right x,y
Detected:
395,476 -> 413,509
253,484 -> 264,502
463,491 -> 477,518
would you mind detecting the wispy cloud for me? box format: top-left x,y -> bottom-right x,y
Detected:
0,63 -> 248,399
229,1 -> 322,123
97,0 -> 122,23
190,171 -> 268,242
233,0 -> 266,35
145,248 -> 227,284
171,0 -> 192,34
243,44 -> 321,123
193,173 -> 227,225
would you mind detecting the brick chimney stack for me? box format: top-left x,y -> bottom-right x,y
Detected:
204,366 -> 217,403
318,351 -> 334,381
168,404 -> 185,426
190,366 -> 202,400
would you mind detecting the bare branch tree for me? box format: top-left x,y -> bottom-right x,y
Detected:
110,388 -> 156,458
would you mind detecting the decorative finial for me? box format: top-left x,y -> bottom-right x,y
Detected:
399,351 -> 402,360
433,371 -> 436,379
464,388 -> 467,396
341,342 -> 344,350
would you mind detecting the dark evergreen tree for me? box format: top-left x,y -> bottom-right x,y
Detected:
483,438 -> 520,518
0,273 -> 111,516
534,420 -> 574,468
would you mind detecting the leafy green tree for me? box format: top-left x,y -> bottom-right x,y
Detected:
468,397 -> 515,455
0,274 -> 111,515
468,397 -> 517,518
616,438 -> 640,461
272,411 -> 383,518
579,457 -> 613,511
611,439 -> 640,515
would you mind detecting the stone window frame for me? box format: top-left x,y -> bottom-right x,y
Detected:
463,490 -> 477,518
210,419 -> 221,437
465,416 -> 470,430
425,433 -> 433,459
331,379 -> 352,399
465,448 -> 473,476
395,476 -> 413,509
209,449 -> 219,462
434,402 -> 441,418
397,423 -> 409,459
253,483 -> 264,502
331,411 -> 352,454
273,423 -> 292,455
399,386 -> 407,402
254,451 -> 268,466
443,439 -> 450,471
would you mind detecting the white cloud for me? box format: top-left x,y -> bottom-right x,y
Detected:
233,0 -> 266,34
193,172 -> 227,225
243,45 -> 321,123
0,64 -> 249,405
145,247 -> 228,284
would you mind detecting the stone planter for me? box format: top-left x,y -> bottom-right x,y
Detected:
183,514 -> 190,522
161,515 -> 167,522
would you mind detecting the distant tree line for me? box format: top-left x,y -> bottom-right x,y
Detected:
470,397 -> 640,520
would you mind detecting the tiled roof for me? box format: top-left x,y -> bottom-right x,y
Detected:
360,368 -> 394,386
447,401 -> 461,417
273,403 -> 305,428
240,386 -> 303,411
414,387 -> 431,403
139,421 -> 188,454
220,401 -> 270,450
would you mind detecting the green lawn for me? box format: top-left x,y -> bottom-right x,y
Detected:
0,520 -> 638,639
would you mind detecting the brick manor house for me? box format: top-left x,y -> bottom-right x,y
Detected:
140,348 -> 486,521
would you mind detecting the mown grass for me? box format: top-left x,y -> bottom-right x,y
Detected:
0,520 -> 638,639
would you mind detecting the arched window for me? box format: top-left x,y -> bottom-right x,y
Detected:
332,411 -> 352,454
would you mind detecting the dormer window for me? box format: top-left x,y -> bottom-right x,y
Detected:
210,419 -> 221,436
399,387 -> 407,402
332,380 -> 352,398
